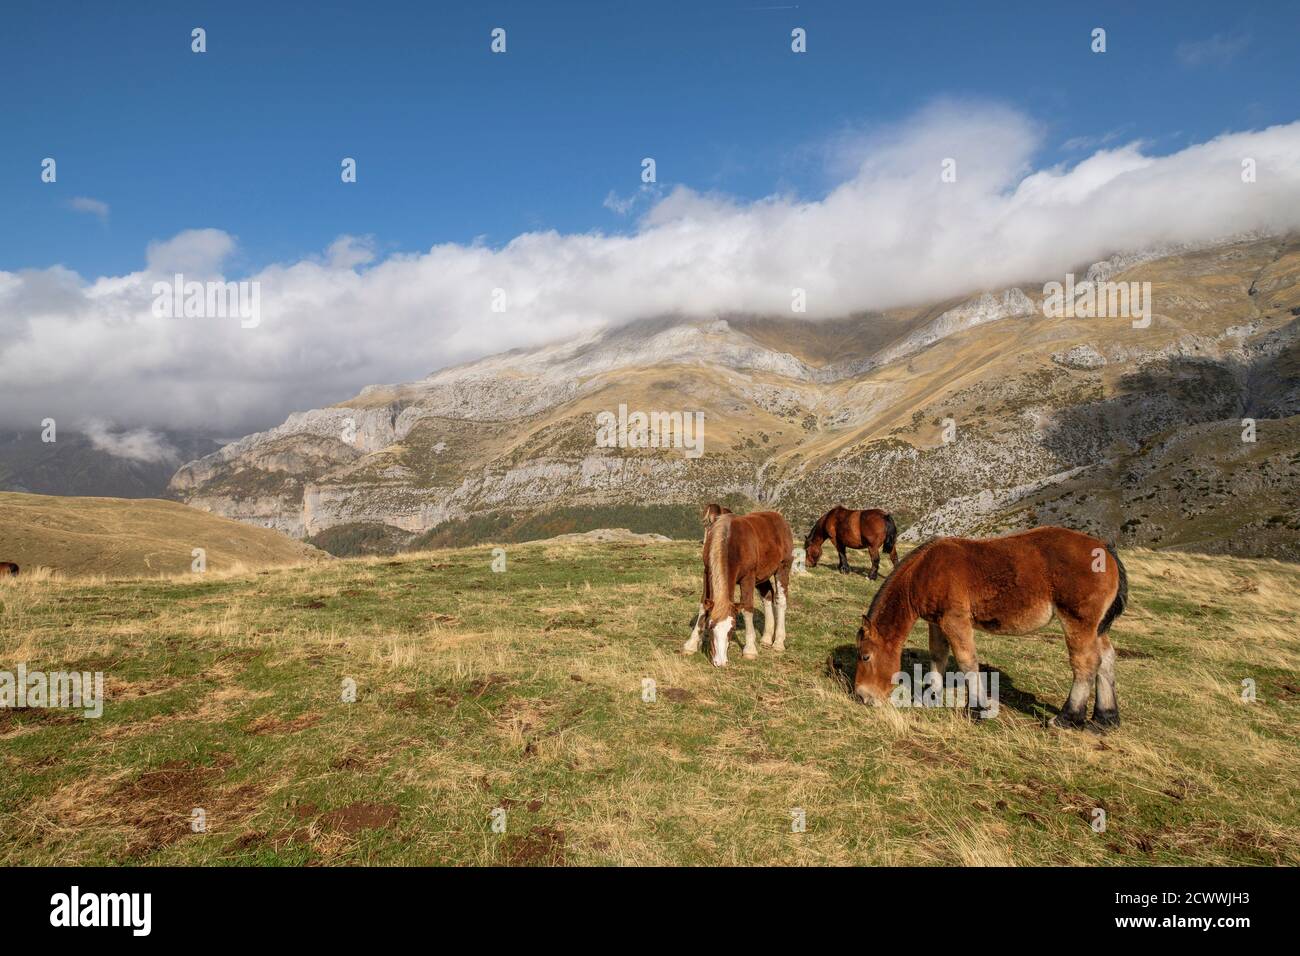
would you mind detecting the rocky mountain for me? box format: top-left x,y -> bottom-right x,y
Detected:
169,235 -> 1300,559
0,429 -> 222,500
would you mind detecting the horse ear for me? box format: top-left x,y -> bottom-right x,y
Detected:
861,614 -> 870,627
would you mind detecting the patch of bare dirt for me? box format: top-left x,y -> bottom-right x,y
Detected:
110,755 -> 263,857
498,825 -> 566,866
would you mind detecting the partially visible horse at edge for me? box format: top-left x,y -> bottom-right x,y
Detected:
684,511 -> 794,666
0,562 -> 18,577
804,505 -> 898,579
852,526 -> 1128,730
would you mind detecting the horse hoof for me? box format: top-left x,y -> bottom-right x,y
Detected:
742,648 -> 758,660
1090,710 -> 1120,732
759,637 -> 774,647
1050,712 -> 1087,731
771,642 -> 786,653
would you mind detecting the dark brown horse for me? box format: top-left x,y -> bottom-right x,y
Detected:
0,562 -> 18,576
804,505 -> 898,579
853,527 -> 1127,729
683,511 -> 794,666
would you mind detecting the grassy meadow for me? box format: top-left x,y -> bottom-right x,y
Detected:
1,537 -> 1297,866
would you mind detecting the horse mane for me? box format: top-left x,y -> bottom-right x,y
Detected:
865,537 -> 935,623
705,515 -> 733,619
807,507 -> 834,543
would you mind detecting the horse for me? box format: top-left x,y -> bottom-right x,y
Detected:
804,505 -> 898,579
683,511 -> 794,666
0,562 -> 18,576
701,503 -> 733,528
687,504 -> 737,636
852,527 -> 1128,730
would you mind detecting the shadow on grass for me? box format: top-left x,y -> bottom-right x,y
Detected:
824,644 -> 1057,722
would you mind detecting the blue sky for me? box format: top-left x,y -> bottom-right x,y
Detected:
3,0 -> 1297,279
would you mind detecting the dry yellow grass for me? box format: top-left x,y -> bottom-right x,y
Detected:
0,491 -> 329,577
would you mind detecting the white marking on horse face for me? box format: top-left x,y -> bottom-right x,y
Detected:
711,618 -> 732,666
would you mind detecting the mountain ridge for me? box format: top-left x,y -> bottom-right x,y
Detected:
168,235 -> 1300,558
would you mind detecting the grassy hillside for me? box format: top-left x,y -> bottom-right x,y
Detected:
0,492 -> 328,577
1,539 -> 1296,866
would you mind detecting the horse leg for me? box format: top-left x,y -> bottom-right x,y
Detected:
740,575 -> 759,659
927,622 -> 950,697
867,544 -> 882,581
1092,634 -> 1120,729
683,566 -> 709,654
772,565 -> 790,651
757,579 -> 775,646
889,545 -> 900,571
836,543 -> 850,574
1051,616 -> 1101,730
683,604 -> 705,654
941,615 -> 987,713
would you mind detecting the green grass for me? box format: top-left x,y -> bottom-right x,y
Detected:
1,540 -> 1297,866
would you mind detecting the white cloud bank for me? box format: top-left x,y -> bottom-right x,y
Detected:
81,420 -> 179,464
3,102 -> 1299,434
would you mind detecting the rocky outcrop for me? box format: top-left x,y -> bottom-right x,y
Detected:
1052,344 -> 1106,370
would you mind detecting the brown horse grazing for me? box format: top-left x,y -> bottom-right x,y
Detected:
853,527 -> 1127,730
688,504 -> 737,636
683,511 -> 794,666
0,562 -> 18,576
804,505 -> 898,579
701,503 -> 733,528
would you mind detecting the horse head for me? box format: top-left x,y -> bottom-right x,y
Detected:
853,613 -> 893,705
803,526 -> 825,567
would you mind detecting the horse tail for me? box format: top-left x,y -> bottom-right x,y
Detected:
706,516 -> 733,622
882,513 -> 898,554
1099,544 -> 1127,635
